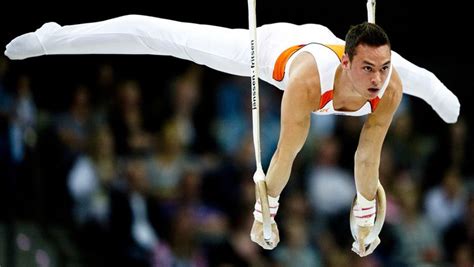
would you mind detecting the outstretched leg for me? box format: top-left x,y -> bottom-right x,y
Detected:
5,15 -> 252,77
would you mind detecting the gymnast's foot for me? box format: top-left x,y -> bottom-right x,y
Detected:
5,22 -> 60,60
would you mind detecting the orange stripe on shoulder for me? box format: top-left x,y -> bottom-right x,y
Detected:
324,44 -> 345,61
272,45 -> 304,81
369,97 -> 380,112
319,90 -> 334,109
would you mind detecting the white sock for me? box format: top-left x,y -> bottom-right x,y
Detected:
5,22 -> 60,60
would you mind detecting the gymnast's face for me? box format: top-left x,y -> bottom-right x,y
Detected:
343,44 -> 391,100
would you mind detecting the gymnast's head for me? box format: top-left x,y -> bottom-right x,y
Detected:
342,22 -> 392,100
344,22 -> 391,62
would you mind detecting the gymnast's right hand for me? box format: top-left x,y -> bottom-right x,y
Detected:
250,219 -> 280,250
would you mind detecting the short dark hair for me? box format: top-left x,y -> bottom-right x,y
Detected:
344,22 -> 391,61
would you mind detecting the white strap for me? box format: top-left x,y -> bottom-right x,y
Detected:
353,192 -> 376,227
253,195 -> 280,223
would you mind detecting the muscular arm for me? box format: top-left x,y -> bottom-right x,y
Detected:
354,69 -> 403,199
265,53 -> 320,197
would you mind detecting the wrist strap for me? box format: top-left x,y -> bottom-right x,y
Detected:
353,192 -> 376,227
253,195 -> 280,223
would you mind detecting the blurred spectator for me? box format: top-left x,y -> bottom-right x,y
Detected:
67,124 -> 117,264
67,124 -> 116,228
51,84 -> 95,223
0,72 -> 37,166
146,119 -> 196,202
0,56 -> 12,222
420,117 -> 472,191
316,230 -> 351,267
168,64 -> 203,149
446,118 -> 474,182
153,206 -> 208,267
379,145 -> 402,225
442,192 -> 474,266
109,155 -> 162,267
308,114 -> 337,141
179,169 -> 229,241
226,212 -> 270,267
201,132 -> 254,220
214,76 -> 280,166
388,112 -> 434,175
91,63 -> 117,118
306,136 -> 355,218
0,56 -> 12,118
4,74 -> 38,219
108,79 -> 152,156
9,74 -> 37,164
55,84 -> 93,159
158,167 -> 239,267
424,169 -> 468,233
273,218 -> 322,267
392,173 -> 443,266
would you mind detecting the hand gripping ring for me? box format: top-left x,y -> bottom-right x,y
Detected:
349,183 -> 387,246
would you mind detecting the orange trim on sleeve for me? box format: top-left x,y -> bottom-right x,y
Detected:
319,90 -> 334,109
272,44 -> 304,81
369,97 -> 380,112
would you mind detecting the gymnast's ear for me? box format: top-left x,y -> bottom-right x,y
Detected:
342,53 -> 351,70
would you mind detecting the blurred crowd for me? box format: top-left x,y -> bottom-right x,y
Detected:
0,54 -> 472,267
